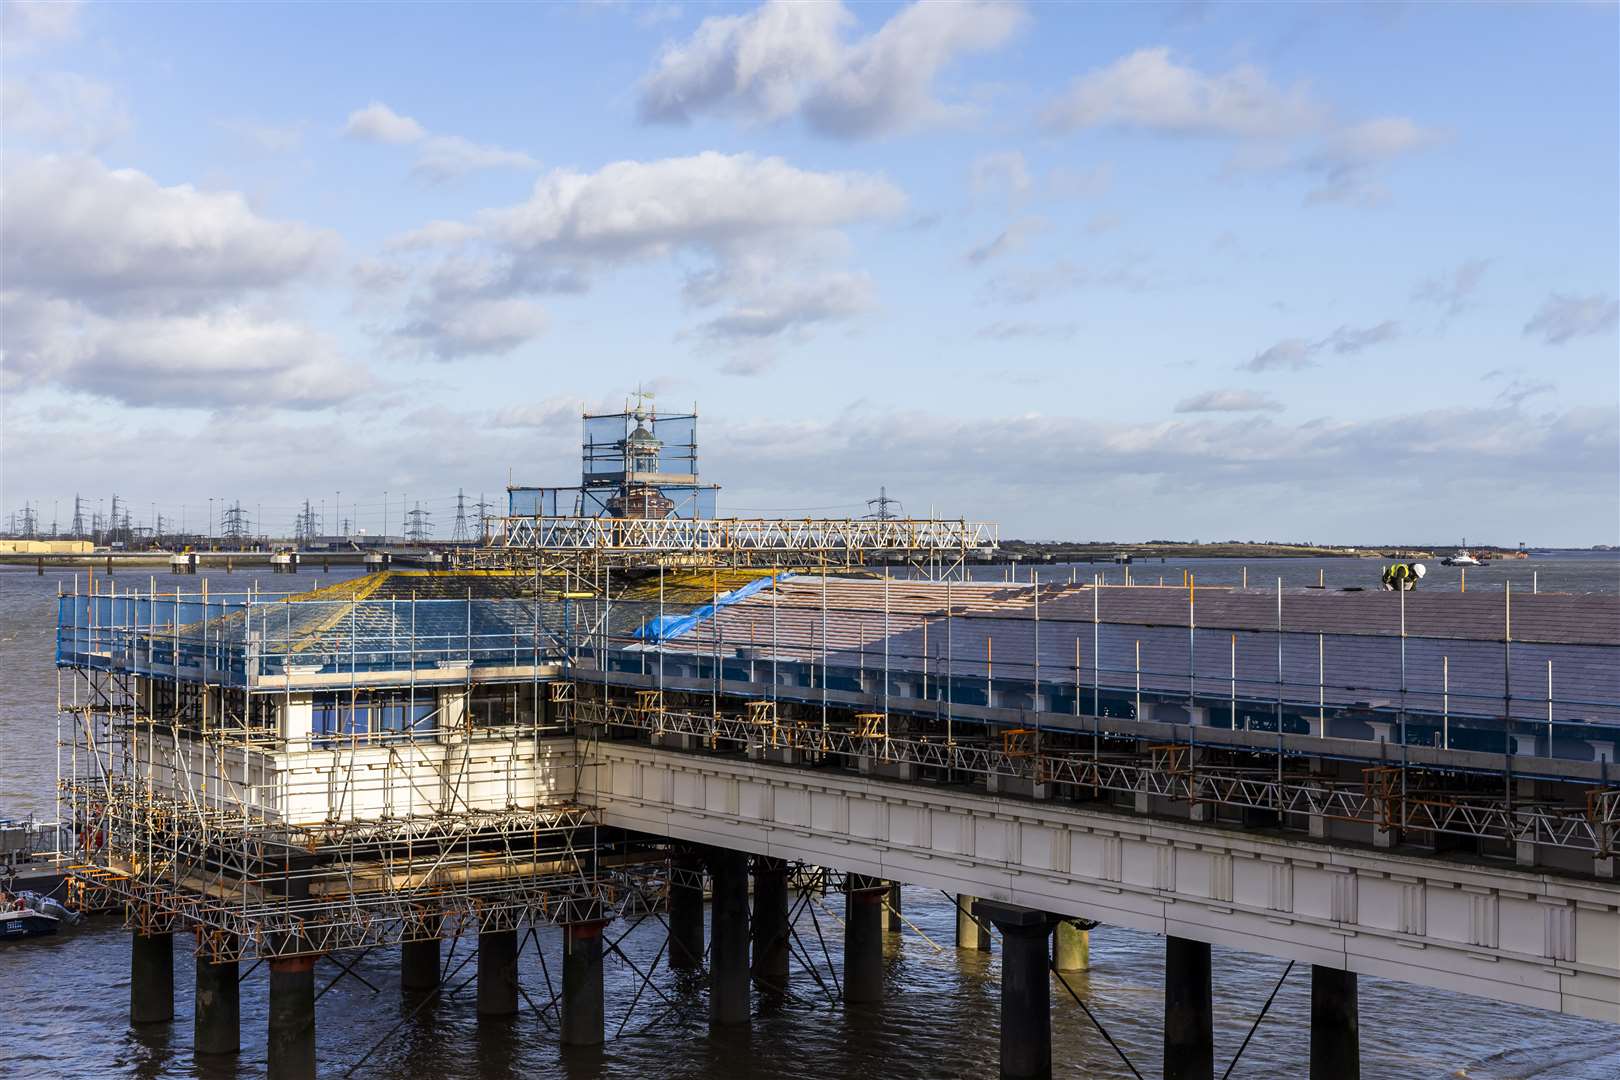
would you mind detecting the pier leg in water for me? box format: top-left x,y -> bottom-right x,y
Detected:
974,901 -> 1057,1080
561,920 -> 609,1046
476,927 -> 519,1016
751,856 -> 790,996
1054,919 -> 1090,973
1310,966 -> 1360,1080
130,930 -> 174,1025
668,850 -> 705,971
886,881 -> 903,933
708,848 -> 751,1027
267,956 -> 316,1080
401,931 -> 441,992
1164,936 -> 1214,1080
844,875 -> 886,1004
194,938 -> 240,1055
956,894 -> 991,951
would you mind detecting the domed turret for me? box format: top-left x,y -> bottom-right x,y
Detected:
623,420 -> 662,475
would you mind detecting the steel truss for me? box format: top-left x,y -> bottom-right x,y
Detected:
485,515 -> 994,561
565,695 -> 1620,858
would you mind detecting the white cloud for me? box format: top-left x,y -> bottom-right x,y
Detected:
1243,320 -> 1399,372
216,118 -> 305,154
400,296 -> 550,360
1,296 -> 367,409
2,0 -> 81,53
343,101 -> 536,180
1044,48 -> 1436,208
1302,116 -> 1441,205
1523,292 -> 1618,345
344,101 -> 427,144
974,320 -> 1077,341
1,72 -> 128,150
1,154 -> 363,408
2,154 -> 334,310
1322,321 -> 1399,354
491,396 -> 589,430
412,135 -> 539,182
387,151 -> 903,357
697,271 -> 875,341
1493,377 -> 1554,408
981,258 -> 1157,304
478,151 -> 903,261
965,216 -> 1047,265
1413,257 -> 1489,316
637,0 -> 1025,138
1174,388 -> 1283,413
970,150 -> 1030,198
1244,338 -> 1314,372
1042,47 -> 1326,139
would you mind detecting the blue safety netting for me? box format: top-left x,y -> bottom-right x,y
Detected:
633,574 -> 789,644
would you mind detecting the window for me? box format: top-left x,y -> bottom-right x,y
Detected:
466,684 -> 541,728
311,691 -> 435,745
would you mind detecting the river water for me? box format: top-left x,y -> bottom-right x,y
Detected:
2,558 -> 1617,1079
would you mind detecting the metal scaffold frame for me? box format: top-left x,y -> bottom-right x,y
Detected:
468,515 -> 997,576
563,692 -> 1619,859
56,576 -> 613,963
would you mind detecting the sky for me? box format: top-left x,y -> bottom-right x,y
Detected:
2,0 -> 1617,545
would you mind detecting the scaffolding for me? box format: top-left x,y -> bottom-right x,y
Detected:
546,567 -> 1619,870
56,573 -> 612,963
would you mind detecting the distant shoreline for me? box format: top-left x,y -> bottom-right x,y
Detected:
993,541 -> 1564,562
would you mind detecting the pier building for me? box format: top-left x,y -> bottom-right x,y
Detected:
49,401 -> 1620,1079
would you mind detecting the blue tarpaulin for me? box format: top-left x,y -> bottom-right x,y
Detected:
633,574 -> 789,644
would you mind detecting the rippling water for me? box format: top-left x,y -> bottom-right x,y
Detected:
3,560 -> 1617,1079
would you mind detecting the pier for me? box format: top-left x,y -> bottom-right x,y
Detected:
42,404 -> 1619,1078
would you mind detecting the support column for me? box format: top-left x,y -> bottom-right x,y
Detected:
194,938 -> 240,1056
267,956 -> 316,1080
1164,936 -> 1214,1080
1054,919 -> 1090,973
401,935 -> 441,992
844,875 -> 885,1004
476,927 -> 519,1017
751,857 -> 790,995
886,881 -> 903,933
956,894 -> 991,951
668,851 -> 705,971
974,900 -> 1057,1080
708,848 -> 751,1027
130,930 -> 174,1025
561,920 -> 609,1047
1310,966 -> 1360,1080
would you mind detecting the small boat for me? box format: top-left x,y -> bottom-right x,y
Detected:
1441,550 -> 1480,567
0,906 -> 60,940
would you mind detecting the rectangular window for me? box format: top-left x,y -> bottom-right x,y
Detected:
310,692 -> 437,746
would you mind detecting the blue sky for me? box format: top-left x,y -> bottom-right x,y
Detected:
2,0 -> 1616,544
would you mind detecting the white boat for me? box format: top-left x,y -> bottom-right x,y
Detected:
0,906 -> 60,940
1442,550 -> 1480,567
